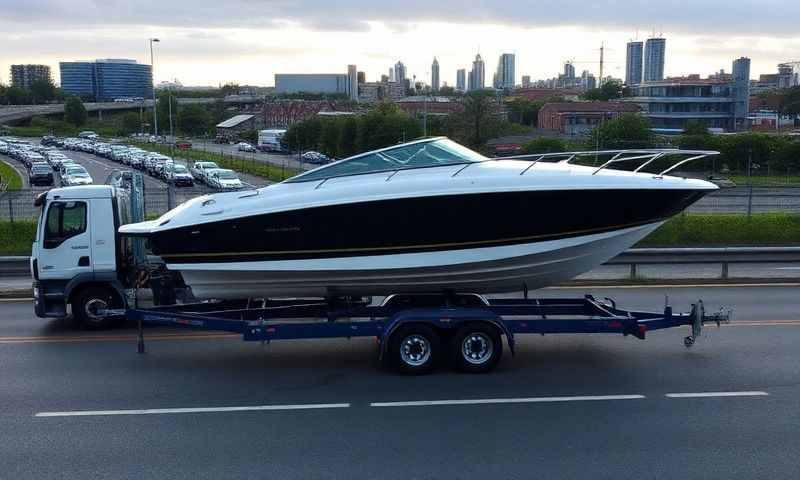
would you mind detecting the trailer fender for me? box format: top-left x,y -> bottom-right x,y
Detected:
378,308 -> 515,362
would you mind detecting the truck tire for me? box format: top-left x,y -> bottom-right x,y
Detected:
72,286 -> 122,330
451,322 -> 503,373
385,324 -> 440,375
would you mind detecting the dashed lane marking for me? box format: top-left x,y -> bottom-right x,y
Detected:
665,391 -> 769,398
35,403 -> 351,417
370,395 -> 646,407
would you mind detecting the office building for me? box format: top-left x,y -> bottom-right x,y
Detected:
494,53 -> 515,89
394,61 -> 407,83
522,75 -> 531,88
538,102 -> 640,135
469,54 -> 485,91
644,38 -> 666,82
357,71 -> 366,84
10,64 -> 51,89
580,70 -> 597,91
625,60 -> 750,132
431,57 -> 440,91
456,69 -> 466,92
625,41 -> 643,85
59,59 -> 152,101
347,64 -> 358,101
732,57 -> 751,131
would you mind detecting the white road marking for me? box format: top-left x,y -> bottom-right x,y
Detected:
547,283 -> 800,290
370,395 -> 645,407
665,391 -> 769,398
35,403 -> 350,417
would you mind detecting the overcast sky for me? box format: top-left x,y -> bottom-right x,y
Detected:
1,0 -> 798,87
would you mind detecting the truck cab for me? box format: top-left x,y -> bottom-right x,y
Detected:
31,184 -> 136,328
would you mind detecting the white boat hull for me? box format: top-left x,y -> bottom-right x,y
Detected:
172,222 -> 663,299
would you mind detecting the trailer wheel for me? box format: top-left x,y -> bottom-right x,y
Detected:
451,323 -> 503,373
386,324 -> 440,375
72,286 -> 121,330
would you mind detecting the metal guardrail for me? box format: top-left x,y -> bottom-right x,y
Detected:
2,248 -> 800,280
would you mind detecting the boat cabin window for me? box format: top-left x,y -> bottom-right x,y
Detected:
287,138 -> 487,183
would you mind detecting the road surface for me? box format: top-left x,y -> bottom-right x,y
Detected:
2,284 -> 800,479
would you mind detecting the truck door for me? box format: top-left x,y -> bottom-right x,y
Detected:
37,200 -> 93,280
90,198 -> 116,272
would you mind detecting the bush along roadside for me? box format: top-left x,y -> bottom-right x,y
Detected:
0,159 -> 23,191
132,142 -> 298,183
0,220 -> 37,255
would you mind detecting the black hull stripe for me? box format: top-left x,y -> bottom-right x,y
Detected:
160,217 -> 664,262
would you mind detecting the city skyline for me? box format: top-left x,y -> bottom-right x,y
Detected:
1,1 -> 799,87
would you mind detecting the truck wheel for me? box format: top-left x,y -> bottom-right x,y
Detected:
386,324 -> 440,375
72,287 -> 121,330
451,323 -> 503,373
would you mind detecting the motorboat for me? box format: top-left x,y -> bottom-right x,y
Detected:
119,138 -> 718,299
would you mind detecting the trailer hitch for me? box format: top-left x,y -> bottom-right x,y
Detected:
685,300 -> 732,348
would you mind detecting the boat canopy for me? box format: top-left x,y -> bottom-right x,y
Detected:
286,137 -> 487,183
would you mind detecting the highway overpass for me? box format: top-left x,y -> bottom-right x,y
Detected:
0,96 -> 263,124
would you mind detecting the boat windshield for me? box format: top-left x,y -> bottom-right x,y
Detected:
286,138 -> 487,183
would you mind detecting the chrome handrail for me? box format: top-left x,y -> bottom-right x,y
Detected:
500,149 -> 720,177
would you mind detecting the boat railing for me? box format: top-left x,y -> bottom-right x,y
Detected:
499,149 -> 720,177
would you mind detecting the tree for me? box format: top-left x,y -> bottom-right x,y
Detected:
64,96 -> 88,126
119,112 -> 142,135
581,80 -> 623,101
449,90 -> 503,149
177,104 -> 210,136
337,116 -> 358,158
682,120 -> 710,136
5,86 -> 31,105
588,113 -> 654,149
522,137 -> 567,154
29,79 -> 57,104
715,133 -> 775,173
320,119 -> 341,158
506,98 -> 544,126
220,83 -> 240,96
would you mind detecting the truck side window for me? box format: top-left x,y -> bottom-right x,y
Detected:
43,201 -> 87,249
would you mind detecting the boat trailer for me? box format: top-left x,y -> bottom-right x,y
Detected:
125,293 -> 731,374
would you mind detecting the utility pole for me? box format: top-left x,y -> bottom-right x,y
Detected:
149,38 -> 160,138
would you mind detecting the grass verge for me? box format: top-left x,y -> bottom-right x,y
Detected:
729,175 -> 800,187
0,221 -> 37,255
132,142 -> 298,183
0,160 -> 23,191
638,213 -> 800,247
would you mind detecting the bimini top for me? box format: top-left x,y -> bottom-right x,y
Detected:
287,137 -> 486,183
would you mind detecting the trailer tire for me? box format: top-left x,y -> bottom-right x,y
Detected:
386,324 -> 440,375
451,322 -> 503,373
72,286 -> 122,330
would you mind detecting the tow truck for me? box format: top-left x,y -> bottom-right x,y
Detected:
30,172 -> 730,374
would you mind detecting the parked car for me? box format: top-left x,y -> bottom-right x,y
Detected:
78,131 -> 98,140
61,166 -> 93,186
237,142 -> 256,153
206,168 -> 243,190
29,164 -> 54,186
708,175 -> 737,188
190,161 -> 220,183
301,151 -> 329,164
164,163 -> 195,187
175,140 -> 192,150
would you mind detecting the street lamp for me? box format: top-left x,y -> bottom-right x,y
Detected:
149,38 -> 160,138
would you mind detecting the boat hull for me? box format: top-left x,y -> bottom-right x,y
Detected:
174,221 -> 663,299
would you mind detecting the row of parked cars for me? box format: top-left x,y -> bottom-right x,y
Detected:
0,138 -> 94,187
42,136 -> 245,190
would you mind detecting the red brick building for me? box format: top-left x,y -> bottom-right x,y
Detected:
537,102 -> 640,135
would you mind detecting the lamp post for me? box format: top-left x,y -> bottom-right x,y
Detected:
149,38 -> 160,138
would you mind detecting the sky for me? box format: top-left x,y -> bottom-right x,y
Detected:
1,0 -> 799,87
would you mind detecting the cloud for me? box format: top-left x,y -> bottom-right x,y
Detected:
1,0 -> 799,36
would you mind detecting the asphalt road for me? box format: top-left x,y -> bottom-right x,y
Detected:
2,285 -> 800,479
192,138 -> 314,172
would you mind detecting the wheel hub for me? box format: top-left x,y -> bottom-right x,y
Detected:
462,333 -> 493,365
400,335 -> 431,367
84,298 -> 109,321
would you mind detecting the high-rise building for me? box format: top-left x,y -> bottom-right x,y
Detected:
357,71 -> 366,84
644,38 -> 666,82
394,61 -> 407,83
59,59 -> 152,101
389,68 -> 395,83
581,70 -> 597,91
456,69 -> 466,91
347,64 -> 358,101
431,57 -> 440,91
494,53 -> 515,89
732,57 -> 751,131
522,75 -> 531,88
777,63 -> 795,88
625,41 -> 643,85
10,64 -> 52,89
469,54 -> 485,91
564,62 -> 576,80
